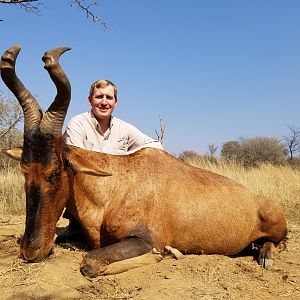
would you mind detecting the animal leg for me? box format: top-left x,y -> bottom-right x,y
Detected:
92,251 -> 162,276
255,196 -> 287,269
56,213 -> 84,244
80,237 -> 160,277
258,241 -> 275,269
257,196 -> 287,243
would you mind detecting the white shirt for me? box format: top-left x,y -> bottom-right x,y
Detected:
64,111 -> 163,154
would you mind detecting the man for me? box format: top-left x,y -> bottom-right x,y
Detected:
64,79 -> 163,153
61,79 -> 163,237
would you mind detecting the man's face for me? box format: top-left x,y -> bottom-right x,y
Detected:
89,85 -> 117,121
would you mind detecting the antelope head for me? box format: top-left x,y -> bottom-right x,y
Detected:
0,45 -> 72,262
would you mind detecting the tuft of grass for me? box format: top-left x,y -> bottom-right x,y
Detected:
0,168 -> 25,215
185,157 -> 300,225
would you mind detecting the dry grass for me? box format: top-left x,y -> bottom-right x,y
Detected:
185,156 -> 300,224
0,168 -> 25,215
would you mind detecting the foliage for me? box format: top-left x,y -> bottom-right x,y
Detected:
0,92 -> 23,169
0,92 -> 23,137
221,140 -> 240,162
178,150 -> 202,161
237,137 -> 287,167
220,137 -> 287,168
178,150 -> 217,165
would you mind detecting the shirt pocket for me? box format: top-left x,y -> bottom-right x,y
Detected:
116,136 -> 129,152
83,139 -> 95,151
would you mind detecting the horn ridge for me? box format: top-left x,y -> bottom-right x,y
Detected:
0,45 -> 42,132
40,47 -> 71,135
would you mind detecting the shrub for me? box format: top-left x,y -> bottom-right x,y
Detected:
221,137 -> 288,168
237,137 -> 287,167
221,140 -> 240,162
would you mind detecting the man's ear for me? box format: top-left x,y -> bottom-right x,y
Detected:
88,96 -> 92,106
1,147 -> 23,161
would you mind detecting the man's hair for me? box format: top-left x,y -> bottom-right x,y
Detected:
89,79 -> 118,100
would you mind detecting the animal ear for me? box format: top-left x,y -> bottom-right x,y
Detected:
66,154 -> 112,177
1,147 -> 23,161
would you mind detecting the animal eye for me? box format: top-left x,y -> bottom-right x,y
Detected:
46,172 -> 60,183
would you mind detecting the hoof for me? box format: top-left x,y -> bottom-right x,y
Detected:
80,257 -> 109,278
259,257 -> 273,270
258,242 -> 275,269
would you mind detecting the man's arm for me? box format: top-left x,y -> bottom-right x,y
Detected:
64,118 -> 87,149
126,123 -> 164,151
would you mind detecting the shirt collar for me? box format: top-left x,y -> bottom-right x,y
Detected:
90,110 -> 114,130
90,110 -> 115,138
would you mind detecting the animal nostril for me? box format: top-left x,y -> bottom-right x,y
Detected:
49,247 -> 54,256
80,264 -> 96,278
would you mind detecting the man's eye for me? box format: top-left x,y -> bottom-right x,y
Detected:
107,96 -> 113,100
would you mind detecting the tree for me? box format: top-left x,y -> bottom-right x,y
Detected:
0,0 -> 110,29
237,136 -> 287,168
0,92 -> 23,169
282,125 -> 300,160
155,116 -> 166,145
0,92 -> 23,140
207,143 -> 218,162
178,150 -> 201,161
0,0 -> 42,15
220,140 -> 240,162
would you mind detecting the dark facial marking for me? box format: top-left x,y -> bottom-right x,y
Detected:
22,183 -> 42,246
22,128 -> 57,165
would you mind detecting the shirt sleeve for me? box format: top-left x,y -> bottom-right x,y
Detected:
126,123 -> 164,151
63,118 -> 87,149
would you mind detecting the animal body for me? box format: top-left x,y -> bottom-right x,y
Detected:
0,45 -> 287,277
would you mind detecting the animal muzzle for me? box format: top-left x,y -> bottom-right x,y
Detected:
20,238 -> 54,262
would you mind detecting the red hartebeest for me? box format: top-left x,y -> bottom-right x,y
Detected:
0,45 -> 287,277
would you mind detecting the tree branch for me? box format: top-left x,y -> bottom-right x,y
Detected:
155,116 -> 166,144
70,0 -> 111,30
0,112 -> 23,140
0,0 -> 38,3
0,0 -> 42,15
1,0 -> 110,29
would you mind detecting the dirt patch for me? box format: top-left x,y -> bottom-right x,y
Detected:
1,215 -> 299,300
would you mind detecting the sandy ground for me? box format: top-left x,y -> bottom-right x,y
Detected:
0,215 -> 299,300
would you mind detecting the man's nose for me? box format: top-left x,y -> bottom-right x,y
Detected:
101,96 -> 108,104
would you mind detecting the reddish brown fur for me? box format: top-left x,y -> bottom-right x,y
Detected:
19,135 -> 72,261
63,146 -> 287,256
6,141 -> 287,273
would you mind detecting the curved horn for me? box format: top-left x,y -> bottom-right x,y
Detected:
0,45 -> 42,132
40,47 -> 71,135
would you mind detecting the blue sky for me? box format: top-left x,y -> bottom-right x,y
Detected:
1,0 -> 300,155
